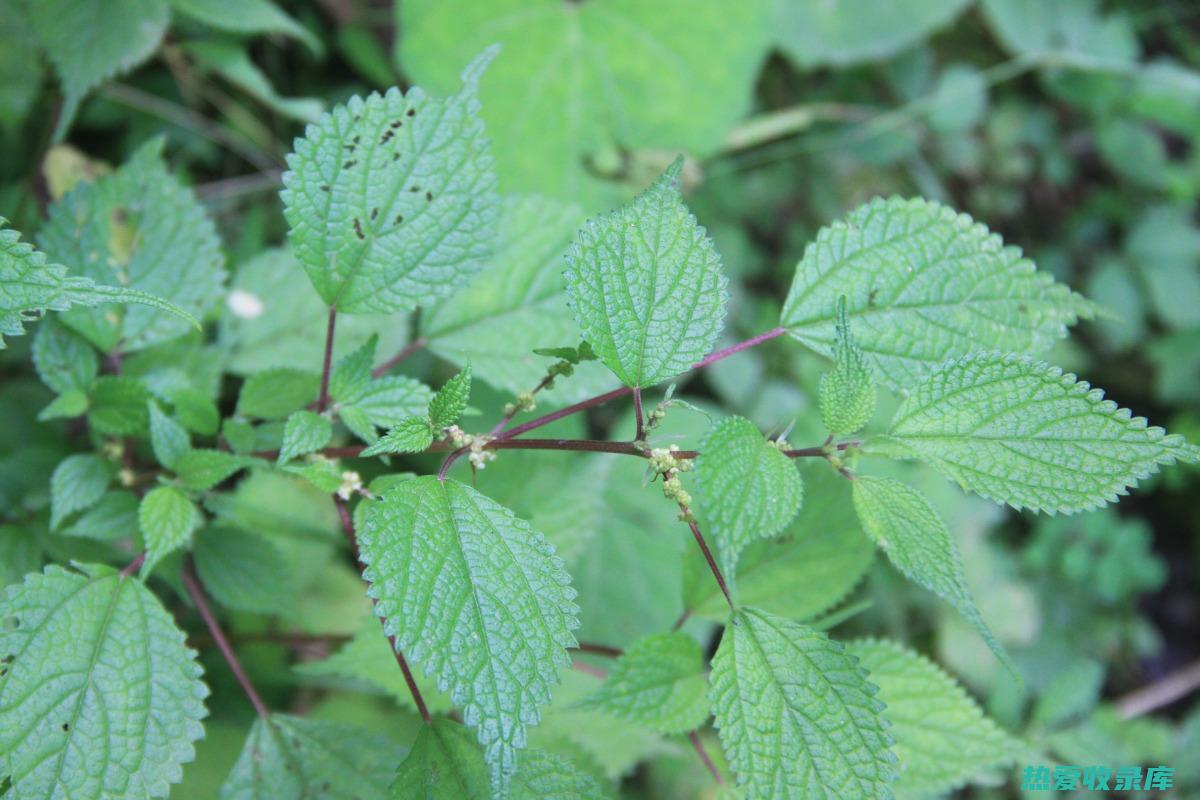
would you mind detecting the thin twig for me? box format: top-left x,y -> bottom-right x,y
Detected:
317,307 -> 337,413
633,387 -> 645,440
120,552 -> 146,578
181,560 -> 270,718
572,660 -> 608,680
684,512 -> 733,609
576,642 -> 624,659
1116,659 -> 1200,718
372,337 -> 427,378
689,731 -> 724,785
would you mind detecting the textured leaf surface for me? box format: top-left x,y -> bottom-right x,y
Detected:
709,607 -> 896,799
174,450 -> 255,492
819,297 -> 875,435
277,410 -> 332,464
149,401 -> 191,470
578,632 -> 709,734
509,749 -> 610,799
282,51 -> 498,313
881,353 -> 1200,513
0,563 -> 207,798
89,376 -> 152,435
32,318 -> 97,394
393,718 -> 490,800
221,714 -> 400,800
695,416 -> 803,576
852,476 -> 1009,669
236,368 -> 319,419
773,0 -> 969,67
50,453 -> 114,530
29,0 -> 168,128
360,476 -> 578,790
360,416 -> 434,456
848,640 -> 1024,798
38,139 -> 223,351
193,527 -> 291,615
398,0 -> 770,208
429,365 -> 471,429
688,466 -> 873,622
168,0 -> 320,54
563,160 -> 727,387
421,196 -> 611,400
139,485 -> 199,577
780,197 -> 1093,390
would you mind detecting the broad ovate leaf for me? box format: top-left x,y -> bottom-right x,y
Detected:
710,607 -> 896,799
139,485 -> 200,578
879,353 -> 1200,513
773,0 -> 969,67
847,640 -> 1024,798
852,476 -> 1010,670
359,476 -> 579,791
780,197 -> 1094,390
0,563 -> 207,798
393,718 -> 490,800
221,714 -> 401,800
694,416 -> 803,577
563,159 -> 727,388
578,632 -> 709,735
38,139 -> 223,352
282,49 -> 499,313
277,410 -> 332,464
50,453 -> 114,530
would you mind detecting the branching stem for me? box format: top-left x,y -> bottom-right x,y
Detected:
372,337 -> 427,378
633,387 -> 645,440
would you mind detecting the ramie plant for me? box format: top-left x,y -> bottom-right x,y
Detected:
1,49 -> 1197,800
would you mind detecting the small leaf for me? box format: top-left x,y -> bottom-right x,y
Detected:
695,416 -> 803,577
236,368 -> 319,419
174,450 -> 256,492
168,0 -> 321,55
221,714 -> 401,800
149,401 -> 191,470
710,607 -> 896,799
781,197 -> 1095,389
50,453 -> 114,530
852,476 -> 1011,671
170,386 -> 220,435
330,333 -> 377,405
393,718 -> 490,800
563,158 -> 728,388
510,749 -> 611,799
578,632 -> 710,735
360,416 -> 435,456
32,317 -> 97,393
879,353 -> 1200,513
819,296 -> 875,435
277,410 -> 332,464
429,364 -> 471,429
285,459 -> 345,494
351,374 -> 432,428
0,564 -> 207,798
282,49 -> 499,313
848,639 -> 1025,798
360,476 -> 579,791
89,375 -> 152,435
193,526 -> 292,615
38,388 -> 89,421
60,490 -> 139,542
532,341 -> 597,365
139,486 -> 199,578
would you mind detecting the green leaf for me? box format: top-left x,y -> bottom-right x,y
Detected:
772,0 -> 968,67
709,607 -> 896,799
878,353 -> 1200,513
89,375 -> 152,435
687,465 -> 873,623
360,476 -> 579,790
32,317 -> 97,394
285,459 -> 345,495
168,0 -> 321,55
578,632 -> 709,735
563,159 -> 727,388
348,375 -> 432,429
193,526 -> 292,615
38,388 -> 89,421
0,0 -> 44,127
360,416 -> 435,457
183,40 -> 324,123
38,139 -> 222,351
847,639 -> 1024,798
852,476 -> 1010,671
0,524 -> 40,590
139,485 -> 199,577
397,0 -> 770,208
1032,659 -> 1105,729
277,410 -> 333,464
0,563 -> 207,798
780,197 -> 1094,390
50,453 -> 114,530
819,297 -> 875,435
330,334 -> 377,406
429,365 -> 471,429
509,749 -> 611,800
237,368 -> 319,419
393,718 -> 490,800
421,196 -> 611,400
282,50 -> 499,314
168,385 -> 220,435
149,401 -> 192,470
221,714 -> 401,800
60,490 -> 139,542
694,416 -> 803,577
174,450 -> 256,492
980,0 -> 1139,67
29,0 -> 168,133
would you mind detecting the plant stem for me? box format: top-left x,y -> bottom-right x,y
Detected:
633,387 -> 645,440
489,372 -> 557,437
1116,658 -> 1200,718
693,326 -> 787,369
181,559 -> 270,719
372,337 -> 427,378
689,731 -> 724,785
576,642 -> 623,658
333,497 -> 432,724
119,552 -> 146,578
572,660 -> 608,680
317,307 -> 337,413
684,512 -> 733,609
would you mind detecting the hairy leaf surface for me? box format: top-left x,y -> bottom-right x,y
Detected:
140,485 -> 199,577
0,564 -> 207,798
709,607 -> 896,799
278,410 -> 332,464
880,353 -> 1200,513
780,197 -> 1093,389
360,476 -> 579,790
283,51 -> 498,313
564,160 -> 727,387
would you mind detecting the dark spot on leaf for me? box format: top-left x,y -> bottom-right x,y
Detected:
380,130 -> 394,144
409,185 -> 420,193
343,160 -> 357,170
392,153 -> 400,162
394,214 -> 404,225
370,207 -> 379,221
1018,303 -> 1028,313
353,135 -> 361,144
406,108 -> 416,117
353,219 -> 365,240
868,288 -> 879,307
425,191 -> 433,202
320,184 -> 330,192
390,120 -> 403,129
61,723 -> 70,732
